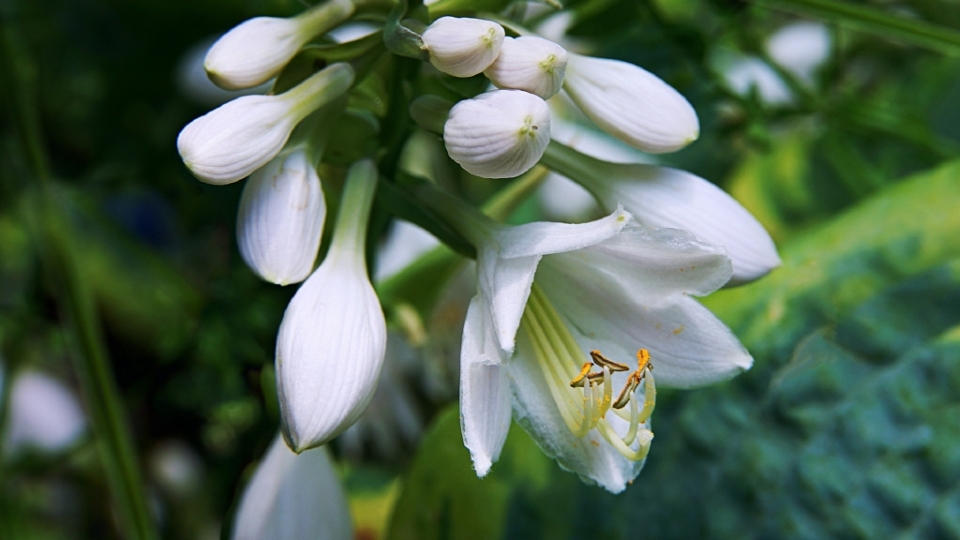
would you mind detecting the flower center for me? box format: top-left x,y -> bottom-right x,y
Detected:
520,283 -> 656,461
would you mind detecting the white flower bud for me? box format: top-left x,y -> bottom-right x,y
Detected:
484,36 -> 567,99
237,147 -> 325,285
204,0 -> 355,90
5,371 -> 86,456
232,435 -> 352,540
276,160 -> 386,452
563,53 -> 699,153
421,17 -> 505,77
177,63 -> 354,185
443,90 -> 551,179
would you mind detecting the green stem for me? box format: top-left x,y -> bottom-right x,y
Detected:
752,0 -> 960,54
1,21 -> 157,540
330,159 -> 380,267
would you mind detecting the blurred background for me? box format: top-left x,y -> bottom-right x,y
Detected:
2,0 -> 960,538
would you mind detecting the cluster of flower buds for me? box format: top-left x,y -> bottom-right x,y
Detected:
419,16 -> 700,179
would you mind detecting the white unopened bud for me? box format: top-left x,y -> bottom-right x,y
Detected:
563,53 -> 699,153
177,63 -> 354,185
443,90 -> 551,179
276,160 -> 386,452
204,0 -> 355,90
237,147 -> 325,285
484,36 -> 567,99
421,17 -> 505,77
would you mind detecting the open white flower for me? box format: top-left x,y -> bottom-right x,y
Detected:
237,146 -> 326,285
420,188 -> 751,490
231,434 -> 352,540
443,89 -> 551,179
276,160 -> 386,452
541,141 -> 780,285
205,0 -> 355,90
177,62 -> 354,185
563,53 -> 699,153
421,17 -> 505,77
484,36 -> 568,99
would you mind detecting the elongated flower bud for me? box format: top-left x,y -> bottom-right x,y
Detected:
205,0 -> 355,90
232,435 -> 352,540
563,53 -> 699,153
237,147 -> 325,285
421,17 -> 504,77
276,160 -> 386,452
443,90 -> 551,179
485,36 -> 567,99
177,63 -> 354,185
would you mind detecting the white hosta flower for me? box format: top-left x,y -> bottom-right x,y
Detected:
232,435 -> 352,540
485,36 -> 567,99
177,62 -> 354,185
540,141 -> 781,285
5,371 -> 86,455
563,53 -> 699,153
276,160 -> 386,452
237,146 -> 326,285
176,38 -> 273,106
422,17 -> 505,77
722,54 -> 793,105
424,190 -> 751,490
443,89 -> 551,178
767,22 -> 831,84
373,220 -> 440,283
204,0 -> 355,90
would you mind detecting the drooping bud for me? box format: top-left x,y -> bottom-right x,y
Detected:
443,90 -> 551,179
204,0 -> 355,90
563,53 -> 699,154
484,36 -> 567,99
236,147 -> 325,285
231,435 -> 353,540
177,63 -> 354,185
421,17 -> 505,77
276,160 -> 386,452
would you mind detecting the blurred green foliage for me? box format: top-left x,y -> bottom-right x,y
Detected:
1,0 -> 960,537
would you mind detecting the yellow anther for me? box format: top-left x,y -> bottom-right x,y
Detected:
636,348 -> 651,373
590,350 -> 630,372
570,363 -> 593,388
612,370 -> 642,410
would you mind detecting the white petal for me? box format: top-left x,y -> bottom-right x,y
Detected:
485,36 -> 567,99
205,0 -> 355,90
495,205 -> 629,259
538,267 -> 753,388
564,53 -> 699,153
459,297 -> 512,476
177,63 -> 354,185
237,148 -> 325,285
592,164 -> 780,284
232,435 -> 352,540
476,248 -> 542,354
541,225 -> 732,302
176,38 -> 273,106
444,90 -> 551,179
276,257 -> 387,452
477,207 -> 631,354
422,17 -> 505,77
508,331 -> 644,493
5,371 -> 86,455
722,55 -> 793,105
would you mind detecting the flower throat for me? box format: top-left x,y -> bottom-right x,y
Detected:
520,283 -> 656,460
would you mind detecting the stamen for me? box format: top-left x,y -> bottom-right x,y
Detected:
590,350 -> 630,372
570,363 -> 593,387
611,371 -> 641,410
636,348 -> 651,373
